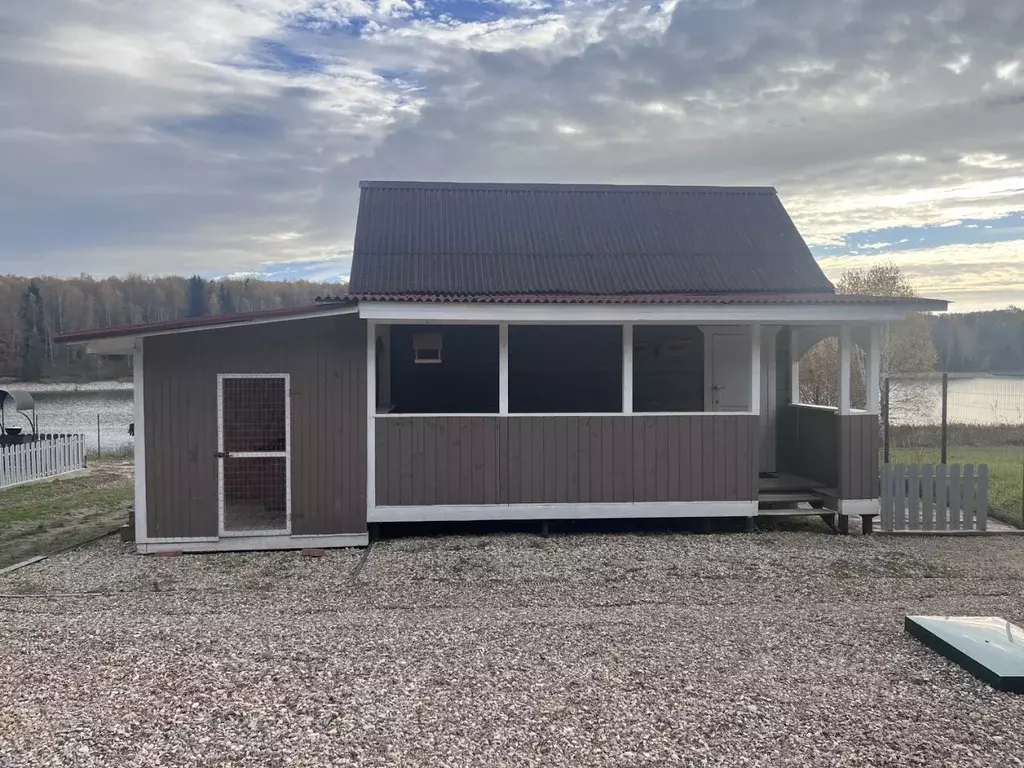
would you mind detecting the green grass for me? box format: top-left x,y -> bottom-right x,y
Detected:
890,445 -> 1024,528
0,475 -> 132,524
0,462 -> 133,568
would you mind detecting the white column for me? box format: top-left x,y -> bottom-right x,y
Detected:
867,323 -> 883,414
622,323 -> 633,414
750,323 -> 761,414
499,323 -> 509,416
366,321 -> 376,511
790,327 -> 801,405
132,337 -> 147,544
838,324 -> 852,414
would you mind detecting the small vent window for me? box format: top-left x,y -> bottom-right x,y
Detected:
413,333 -> 443,364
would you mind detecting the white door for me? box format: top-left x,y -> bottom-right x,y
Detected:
217,374 -> 291,537
711,333 -> 751,411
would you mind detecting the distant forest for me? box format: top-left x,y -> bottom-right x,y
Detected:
1,275 -> 1020,382
0,275 -> 343,382
932,307 -> 1024,374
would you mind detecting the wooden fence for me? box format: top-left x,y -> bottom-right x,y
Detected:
880,464 -> 989,532
0,435 -> 87,490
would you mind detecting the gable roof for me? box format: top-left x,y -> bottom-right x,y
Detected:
349,181 -> 835,298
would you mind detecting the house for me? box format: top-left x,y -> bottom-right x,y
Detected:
55,182 -> 948,553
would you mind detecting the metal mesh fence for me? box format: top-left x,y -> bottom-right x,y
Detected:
884,374 -> 1024,527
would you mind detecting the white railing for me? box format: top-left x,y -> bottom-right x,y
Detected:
881,464 -> 989,532
0,436 -> 87,490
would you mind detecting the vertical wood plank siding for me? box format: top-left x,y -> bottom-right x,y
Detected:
144,314 -> 366,538
376,415 -> 759,505
777,405 -> 880,498
838,413 -> 881,499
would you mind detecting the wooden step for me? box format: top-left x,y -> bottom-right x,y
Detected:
757,508 -> 833,517
758,491 -> 820,504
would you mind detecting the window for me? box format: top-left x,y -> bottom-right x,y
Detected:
387,325 -> 498,413
633,326 -> 704,412
509,325 -> 622,413
412,333 -> 443,364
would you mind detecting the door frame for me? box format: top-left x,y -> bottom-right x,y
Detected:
216,373 -> 292,538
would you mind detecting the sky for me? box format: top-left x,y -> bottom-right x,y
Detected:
0,0 -> 1022,311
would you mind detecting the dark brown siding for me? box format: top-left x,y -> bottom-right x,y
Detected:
839,414 -> 881,499
376,415 -> 758,505
777,405 -> 880,498
777,405 -> 840,488
144,314 -> 366,538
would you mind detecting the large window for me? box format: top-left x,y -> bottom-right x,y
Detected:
633,326 -> 704,412
509,326 -> 622,413
387,325 -> 498,414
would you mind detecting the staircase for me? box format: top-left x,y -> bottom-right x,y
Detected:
757,472 -> 837,515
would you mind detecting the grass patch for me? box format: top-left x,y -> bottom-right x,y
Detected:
0,460 -> 133,568
0,475 -> 132,524
891,446 -> 1024,528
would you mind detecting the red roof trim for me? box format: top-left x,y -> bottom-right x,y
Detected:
54,300 -> 356,344
350,292 -> 949,308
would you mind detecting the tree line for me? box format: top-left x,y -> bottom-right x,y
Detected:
932,307 -> 1024,374
1,268 -> 1019,384
0,275 -> 344,382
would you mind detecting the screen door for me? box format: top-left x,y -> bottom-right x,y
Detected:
217,374 -> 291,536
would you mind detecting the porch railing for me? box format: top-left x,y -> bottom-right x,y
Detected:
0,435 -> 87,490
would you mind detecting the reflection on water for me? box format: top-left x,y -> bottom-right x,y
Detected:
890,376 -> 1024,426
1,381 -> 134,452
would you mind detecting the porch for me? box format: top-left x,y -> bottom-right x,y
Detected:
367,320 -> 883,523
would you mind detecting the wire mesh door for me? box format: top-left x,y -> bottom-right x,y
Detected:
217,374 -> 291,536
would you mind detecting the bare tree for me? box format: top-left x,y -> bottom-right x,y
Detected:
800,262 -> 938,408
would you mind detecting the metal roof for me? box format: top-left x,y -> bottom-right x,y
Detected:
350,181 -> 835,296
53,299 -> 356,344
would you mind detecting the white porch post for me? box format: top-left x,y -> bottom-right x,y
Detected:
366,321 -> 376,511
750,323 -> 761,415
133,337 -> 147,544
622,323 -> 633,414
499,322 -> 509,415
867,323 -> 883,414
838,324 -> 852,414
790,327 -> 800,405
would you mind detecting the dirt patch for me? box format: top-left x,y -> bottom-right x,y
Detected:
0,460 -> 132,568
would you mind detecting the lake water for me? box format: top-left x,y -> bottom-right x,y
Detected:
2,375 -> 1022,453
1,381 -> 134,453
889,376 -> 1024,427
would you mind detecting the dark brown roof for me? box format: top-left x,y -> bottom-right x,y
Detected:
350,181 -> 835,296
54,300 -> 356,344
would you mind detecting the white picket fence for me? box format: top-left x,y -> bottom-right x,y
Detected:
0,436 -> 87,489
881,463 -> 989,532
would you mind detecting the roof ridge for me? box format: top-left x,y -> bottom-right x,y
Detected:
358,180 -> 778,194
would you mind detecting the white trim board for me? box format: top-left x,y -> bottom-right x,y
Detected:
359,302 -> 926,324
374,411 -> 757,418
133,338 -> 148,544
838,499 -> 881,516
369,501 -> 757,523
137,533 -> 369,554
366,321 -> 377,511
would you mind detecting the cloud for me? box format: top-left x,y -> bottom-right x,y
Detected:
0,0 -> 1022,311
819,239 -> 1024,311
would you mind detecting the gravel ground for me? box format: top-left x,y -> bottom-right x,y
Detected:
2,531 -> 1024,767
